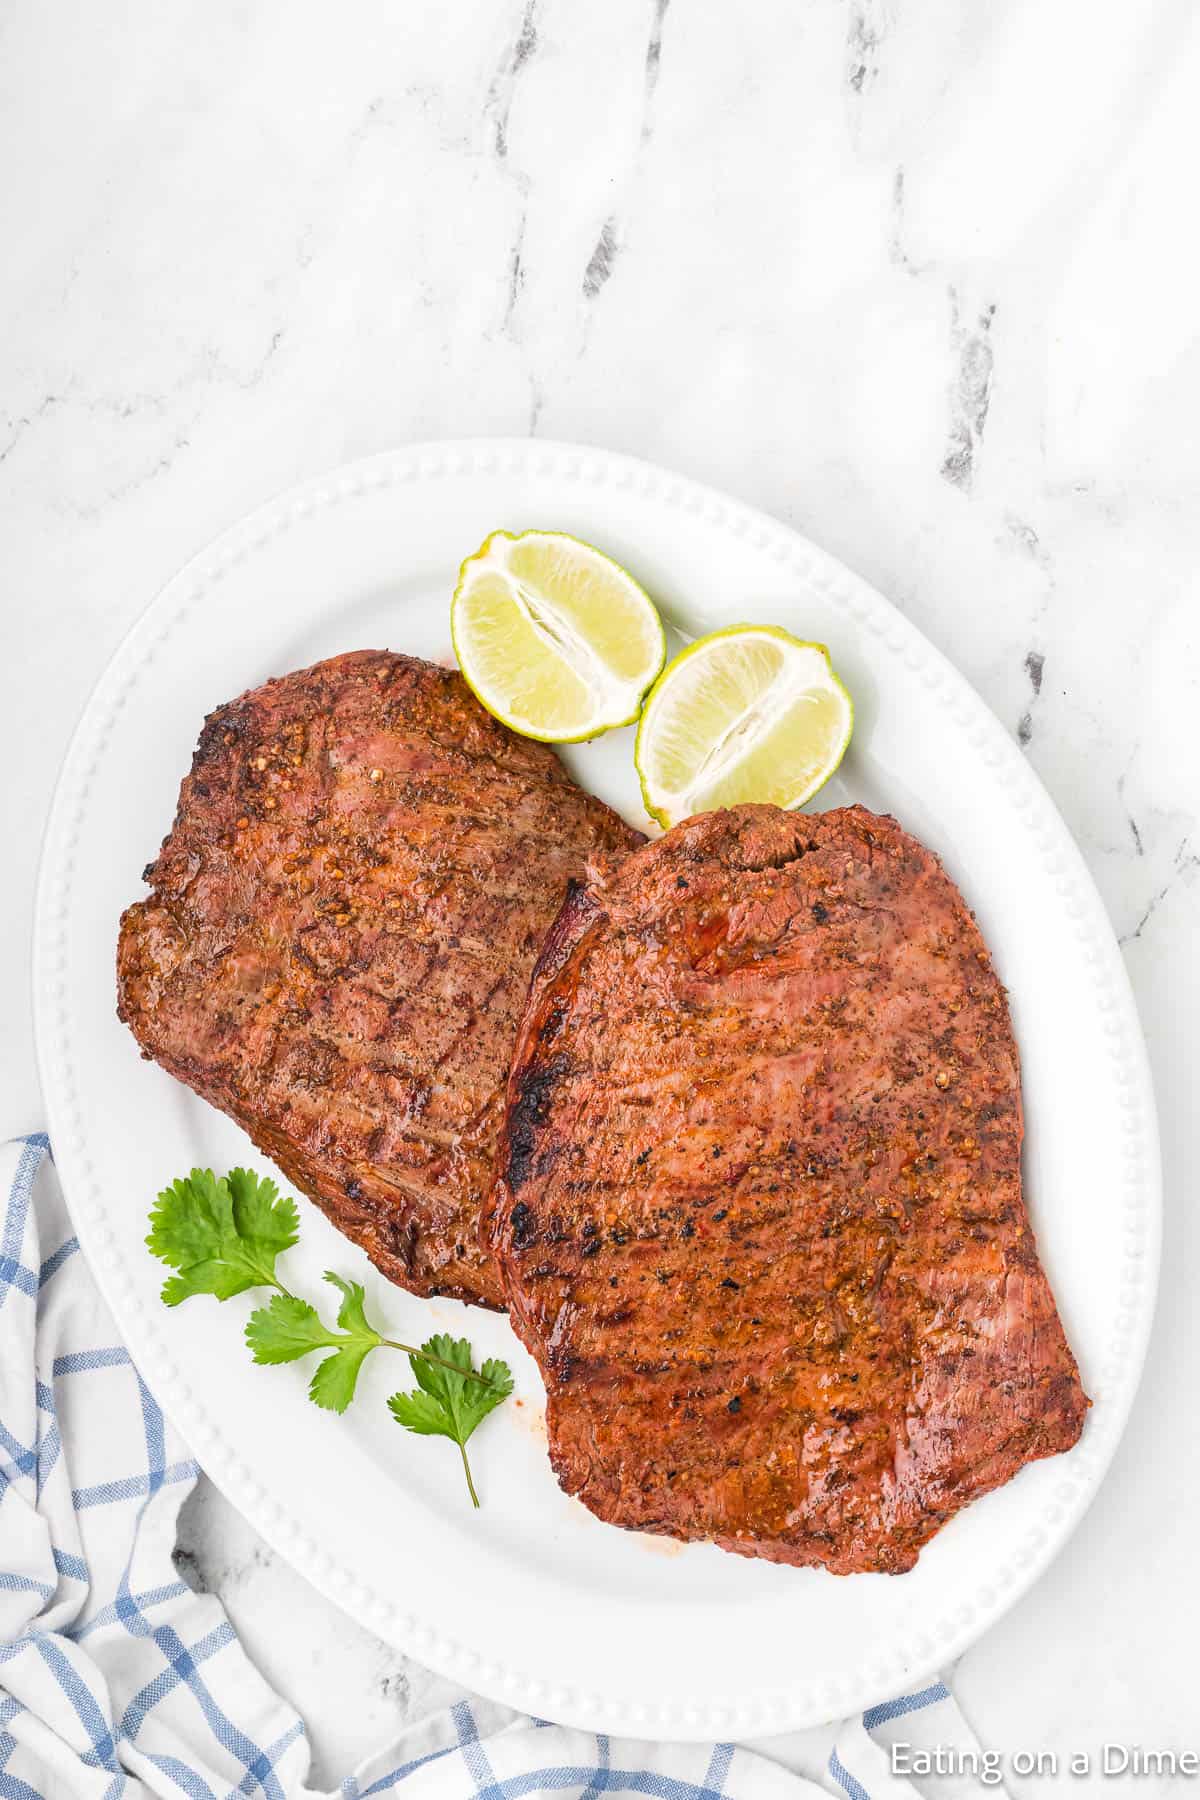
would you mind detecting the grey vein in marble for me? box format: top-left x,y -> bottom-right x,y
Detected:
1017,650 -> 1045,748
1003,515 -> 1051,571
485,0 -> 539,162
0,393 -> 66,468
846,0 -> 887,97
576,0 -> 673,313
582,217 -> 621,300
1120,835 -> 1198,945
641,0 -> 672,143
484,2 -> 542,345
1117,773 -> 1145,858
941,291 -> 996,491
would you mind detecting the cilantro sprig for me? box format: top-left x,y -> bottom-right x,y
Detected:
147,1168 -> 512,1504
389,1335 -> 514,1508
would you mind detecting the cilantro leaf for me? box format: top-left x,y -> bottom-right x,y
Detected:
244,1293 -> 331,1363
244,1272 -> 382,1414
387,1389 -> 454,1436
147,1168 -> 298,1305
325,1271 -> 376,1337
308,1341 -> 377,1414
308,1274 -> 383,1413
388,1335 -> 513,1506
227,1168 -> 299,1256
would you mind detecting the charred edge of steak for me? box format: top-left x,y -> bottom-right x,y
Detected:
505,1052 -> 573,1195
485,878 -> 607,1256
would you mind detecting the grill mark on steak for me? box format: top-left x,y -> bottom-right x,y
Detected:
486,803 -> 1088,1572
117,650 -> 642,1308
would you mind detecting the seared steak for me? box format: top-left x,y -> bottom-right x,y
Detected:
488,803 -> 1088,1571
118,651 -> 641,1309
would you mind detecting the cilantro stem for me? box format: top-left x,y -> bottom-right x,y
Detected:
459,1439 -> 481,1509
380,1337 -> 496,1386
264,1278 -> 494,1386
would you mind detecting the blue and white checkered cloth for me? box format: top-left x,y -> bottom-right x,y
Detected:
0,1135 -> 1004,1799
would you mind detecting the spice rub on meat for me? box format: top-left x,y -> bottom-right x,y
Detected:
487,803 -> 1088,1571
117,650 -> 642,1309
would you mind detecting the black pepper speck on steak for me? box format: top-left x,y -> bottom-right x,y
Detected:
117,651 -> 642,1309
487,803 -> 1088,1571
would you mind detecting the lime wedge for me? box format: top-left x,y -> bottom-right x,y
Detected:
634,625 -> 853,827
451,530 -> 666,742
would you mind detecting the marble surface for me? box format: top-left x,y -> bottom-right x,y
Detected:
2,0 -> 1197,1790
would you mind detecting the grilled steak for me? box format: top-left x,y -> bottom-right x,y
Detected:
117,650 -> 641,1309
488,803 -> 1088,1571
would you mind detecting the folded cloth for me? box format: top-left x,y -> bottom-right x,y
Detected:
0,1136 -> 1002,1799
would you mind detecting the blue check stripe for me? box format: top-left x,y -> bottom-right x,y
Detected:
700,1745 -> 733,1795
38,1236 -> 79,1291
144,1750 -> 218,1799
53,1548 -> 89,1583
73,1581 -> 188,1641
0,1265 -> 36,1302
72,1461 -> 197,1510
0,1138 -> 47,1314
36,1417 -> 62,1491
350,1737 -> 468,1797
861,1679 -> 950,1730
580,1734 -> 612,1800
0,1768 -> 45,1800
455,1699 -> 502,1796
238,1721 -> 304,1795
0,1705 -> 21,1796
134,1369 -> 167,1499
53,1347 -> 130,1376
0,1418 -> 36,1484
32,1634 -> 119,1769
0,1574 -> 54,1601
828,1747 -> 871,1800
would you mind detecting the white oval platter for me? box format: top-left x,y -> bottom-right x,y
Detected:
33,441 -> 1160,1739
